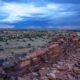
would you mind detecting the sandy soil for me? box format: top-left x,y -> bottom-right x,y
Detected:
0,37 -> 50,58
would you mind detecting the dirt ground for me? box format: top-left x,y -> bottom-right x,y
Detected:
0,29 -> 79,58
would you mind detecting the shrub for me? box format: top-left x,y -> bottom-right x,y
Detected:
18,46 -> 23,49
17,40 -> 19,41
23,40 -> 26,42
6,43 -> 9,45
11,52 -> 14,54
0,48 -> 4,51
28,44 -> 31,48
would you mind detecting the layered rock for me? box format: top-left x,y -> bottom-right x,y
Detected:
0,32 -> 80,80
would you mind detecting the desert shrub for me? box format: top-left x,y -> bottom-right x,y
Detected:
6,43 -> 9,45
5,39 -> 7,42
17,40 -> 19,41
18,46 -> 23,49
23,40 -> 26,42
31,39 -> 34,41
17,36 -> 21,39
11,52 -> 14,54
28,44 -> 31,48
0,37 -> 3,41
24,34 -> 30,38
0,48 -> 4,51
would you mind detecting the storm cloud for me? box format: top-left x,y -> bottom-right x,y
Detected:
0,0 -> 80,29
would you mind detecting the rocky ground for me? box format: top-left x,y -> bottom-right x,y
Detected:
17,48 -> 80,80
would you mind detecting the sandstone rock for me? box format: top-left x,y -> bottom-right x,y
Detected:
57,66 -> 68,71
47,73 -> 56,80
38,69 -> 48,77
73,67 -> 80,74
55,73 -> 68,80
39,76 -> 48,80
32,78 -> 38,80
0,78 -> 3,80
67,74 -> 76,80
58,62 -> 64,66
52,69 -> 60,74
30,74 -> 37,79
65,64 -> 73,71
18,76 -> 31,80
32,72 -> 38,76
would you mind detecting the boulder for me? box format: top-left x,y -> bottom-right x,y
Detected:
57,66 -> 68,71
34,66 -> 40,72
10,76 -> 16,80
73,67 -> 80,74
2,61 -> 15,69
0,71 -> 6,78
47,73 -> 56,80
0,59 -> 4,66
38,69 -> 48,77
21,53 -> 27,58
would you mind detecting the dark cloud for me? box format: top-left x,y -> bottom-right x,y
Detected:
45,0 -> 80,4
0,0 -> 80,29
2,0 -> 80,4
2,0 -> 44,4
3,13 -> 80,28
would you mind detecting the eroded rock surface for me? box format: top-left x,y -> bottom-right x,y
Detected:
0,32 -> 80,80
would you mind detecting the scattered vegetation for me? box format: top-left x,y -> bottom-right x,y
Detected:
28,43 -> 31,48
0,48 -> 4,51
6,42 -> 9,45
23,40 -> 26,42
11,52 -> 14,54
18,46 -> 24,49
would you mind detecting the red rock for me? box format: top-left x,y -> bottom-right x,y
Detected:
55,73 -> 68,80
65,64 -> 73,71
0,78 -> 3,80
30,73 -> 37,79
39,76 -> 49,80
58,62 -> 64,66
73,67 -> 80,74
25,76 -> 32,80
38,69 -> 48,77
27,66 -> 34,72
47,73 -> 56,80
32,78 -> 38,80
67,74 -> 76,80
52,69 -> 60,74
18,76 -> 31,80
57,66 -> 68,71
32,72 -> 38,76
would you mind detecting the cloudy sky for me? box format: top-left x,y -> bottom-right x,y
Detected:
0,0 -> 80,29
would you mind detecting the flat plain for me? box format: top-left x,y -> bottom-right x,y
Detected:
0,29 -> 79,58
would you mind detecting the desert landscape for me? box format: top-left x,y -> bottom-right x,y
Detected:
0,29 -> 55,58
0,31 -> 80,80
0,29 -> 80,59
0,0 -> 80,80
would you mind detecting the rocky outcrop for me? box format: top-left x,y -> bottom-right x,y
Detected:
0,32 -> 80,80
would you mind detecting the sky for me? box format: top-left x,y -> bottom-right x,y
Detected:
0,0 -> 80,29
